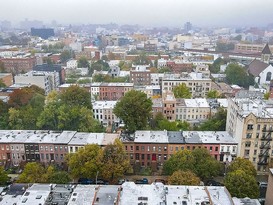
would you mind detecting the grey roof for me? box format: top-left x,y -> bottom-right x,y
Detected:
167,131 -> 185,144
262,43 -> 271,55
67,185 -> 97,205
93,185 -> 119,205
248,59 -> 269,77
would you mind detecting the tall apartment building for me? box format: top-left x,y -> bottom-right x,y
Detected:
162,72 -> 211,98
226,98 -> 273,171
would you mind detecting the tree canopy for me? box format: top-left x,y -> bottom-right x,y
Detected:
225,63 -> 254,88
173,83 -> 191,98
67,140 -> 130,183
206,90 -> 222,98
0,167 -> 9,185
168,170 -> 200,185
37,85 -> 102,132
227,157 -> 257,177
197,107 -> 227,131
163,148 -> 221,180
224,169 -> 259,198
113,90 -> 152,132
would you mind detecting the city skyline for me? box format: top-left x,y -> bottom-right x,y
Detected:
1,0 -> 273,28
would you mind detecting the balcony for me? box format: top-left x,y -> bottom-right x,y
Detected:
220,151 -> 230,155
260,144 -> 271,149
258,153 -> 270,157
261,136 -> 273,141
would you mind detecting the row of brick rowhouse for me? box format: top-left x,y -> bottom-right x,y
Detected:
0,130 -> 237,171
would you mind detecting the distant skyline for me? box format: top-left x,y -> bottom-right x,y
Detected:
1,0 -> 273,27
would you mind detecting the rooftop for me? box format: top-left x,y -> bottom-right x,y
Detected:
134,130 -> 169,143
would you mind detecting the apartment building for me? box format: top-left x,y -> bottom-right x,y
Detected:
162,72 -> 211,98
92,101 -> 120,127
14,70 -> 59,95
176,98 -> 210,124
226,98 -> 273,171
130,65 -> 151,86
162,92 -> 176,121
0,56 -> 36,74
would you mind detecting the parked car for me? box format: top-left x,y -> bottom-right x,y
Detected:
78,178 -> 94,185
135,178 -> 148,184
205,180 -> 223,186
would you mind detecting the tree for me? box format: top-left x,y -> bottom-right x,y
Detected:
77,57 -> 90,68
60,85 -> 92,109
67,144 -> 103,179
224,170 -> 259,198
132,52 -> 151,65
113,90 -> 152,132
158,67 -> 171,73
100,139 -> 131,183
209,57 -> 227,74
168,170 -> 200,185
227,158 -> 257,177
198,107 -> 227,131
49,171 -> 71,184
17,162 -> 45,183
60,50 -> 72,63
0,61 -> 6,72
0,100 -> 9,129
163,150 -> 195,175
0,167 -> 9,185
173,83 -> 191,98
192,148 -> 221,180
91,60 -> 110,73
225,63 -> 254,88
206,90 -> 220,98
264,92 -> 270,100
0,79 -> 6,88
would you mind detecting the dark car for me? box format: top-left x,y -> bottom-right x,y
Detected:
78,178 -> 94,184
205,180 -> 223,186
135,178 -> 148,184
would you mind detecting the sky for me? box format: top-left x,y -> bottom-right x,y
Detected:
1,0 -> 273,27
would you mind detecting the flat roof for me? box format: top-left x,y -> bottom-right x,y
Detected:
134,130 -> 169,143
67,185 -> 97,205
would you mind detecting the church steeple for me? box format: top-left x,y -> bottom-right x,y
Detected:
261,43 -> 271,64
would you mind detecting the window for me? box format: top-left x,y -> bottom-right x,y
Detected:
136,146 -> 139,151
147,154 -> 150,160
164,154 -> 167,160
246,133 -> 252,138
147,146 -> 150,152
257,124 -> 260,130
227,146 -> 230,152
245,141 -> 251,147
210,146 -> 213,151
266,72 -> 272,81
141,154 -> 144,160
158,147 -> 161,152
215,147 -> 218,151
247,124 -> 253,130
153,146 -> 156,152
130,146 -> 133,151
136,154 -> 139,160
254,150 -> 257,155
164,146 -> 167,151
141,146 -> 145,151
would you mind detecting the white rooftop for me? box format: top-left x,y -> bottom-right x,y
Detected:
134,130 -> 169,143
68,132 -> 104,145
184,98 -> 210,108
67,185 -> 97,205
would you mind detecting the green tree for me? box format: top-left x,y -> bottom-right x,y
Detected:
91,60 -> 110,72
198,107 -> 227,131
225,63 -> 254,88
168,170 -> 200,185
192,148 -> 221,180
264,92 -> 270,100
227,157 -> 257,177
113,90 -> 152,132
0,79 -> 6,88
17,162 -> 45,183
77,57 -> 90,68
0,100 -> 9,129
173,83 -> 191,98
101,139 -> 131,183
49,171 -> 71,184
60,85 -> 92,109
67,144 -> 103,179
60,50 -> 72,63
209,57 -> 227,74
206,90 -> 220,98
224,170 -> 259,198
0,167 -> 9,185
158,67 -> 171,73
0,61 -> 6,72
163,150 -> 195,175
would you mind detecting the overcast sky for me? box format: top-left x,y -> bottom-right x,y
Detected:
1,0 -> 273,27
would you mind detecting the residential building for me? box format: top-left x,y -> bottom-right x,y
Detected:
176,98 -> 210,124
226,98 -> 273,171
33,64 -> 65,84
162,91 -> 176,121
162,72 -> 211,98
14,71 -> 58,95
92,101 -> 120,127
130,65 -> 151,86
0,56 -> 36,74
235,43 -> 273,54
66,59 -> 78,69
90,83 -> 133,101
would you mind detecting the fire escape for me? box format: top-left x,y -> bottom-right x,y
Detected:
258,126 -> 272,166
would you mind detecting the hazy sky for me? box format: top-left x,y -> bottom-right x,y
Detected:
1,0 -> 273,27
